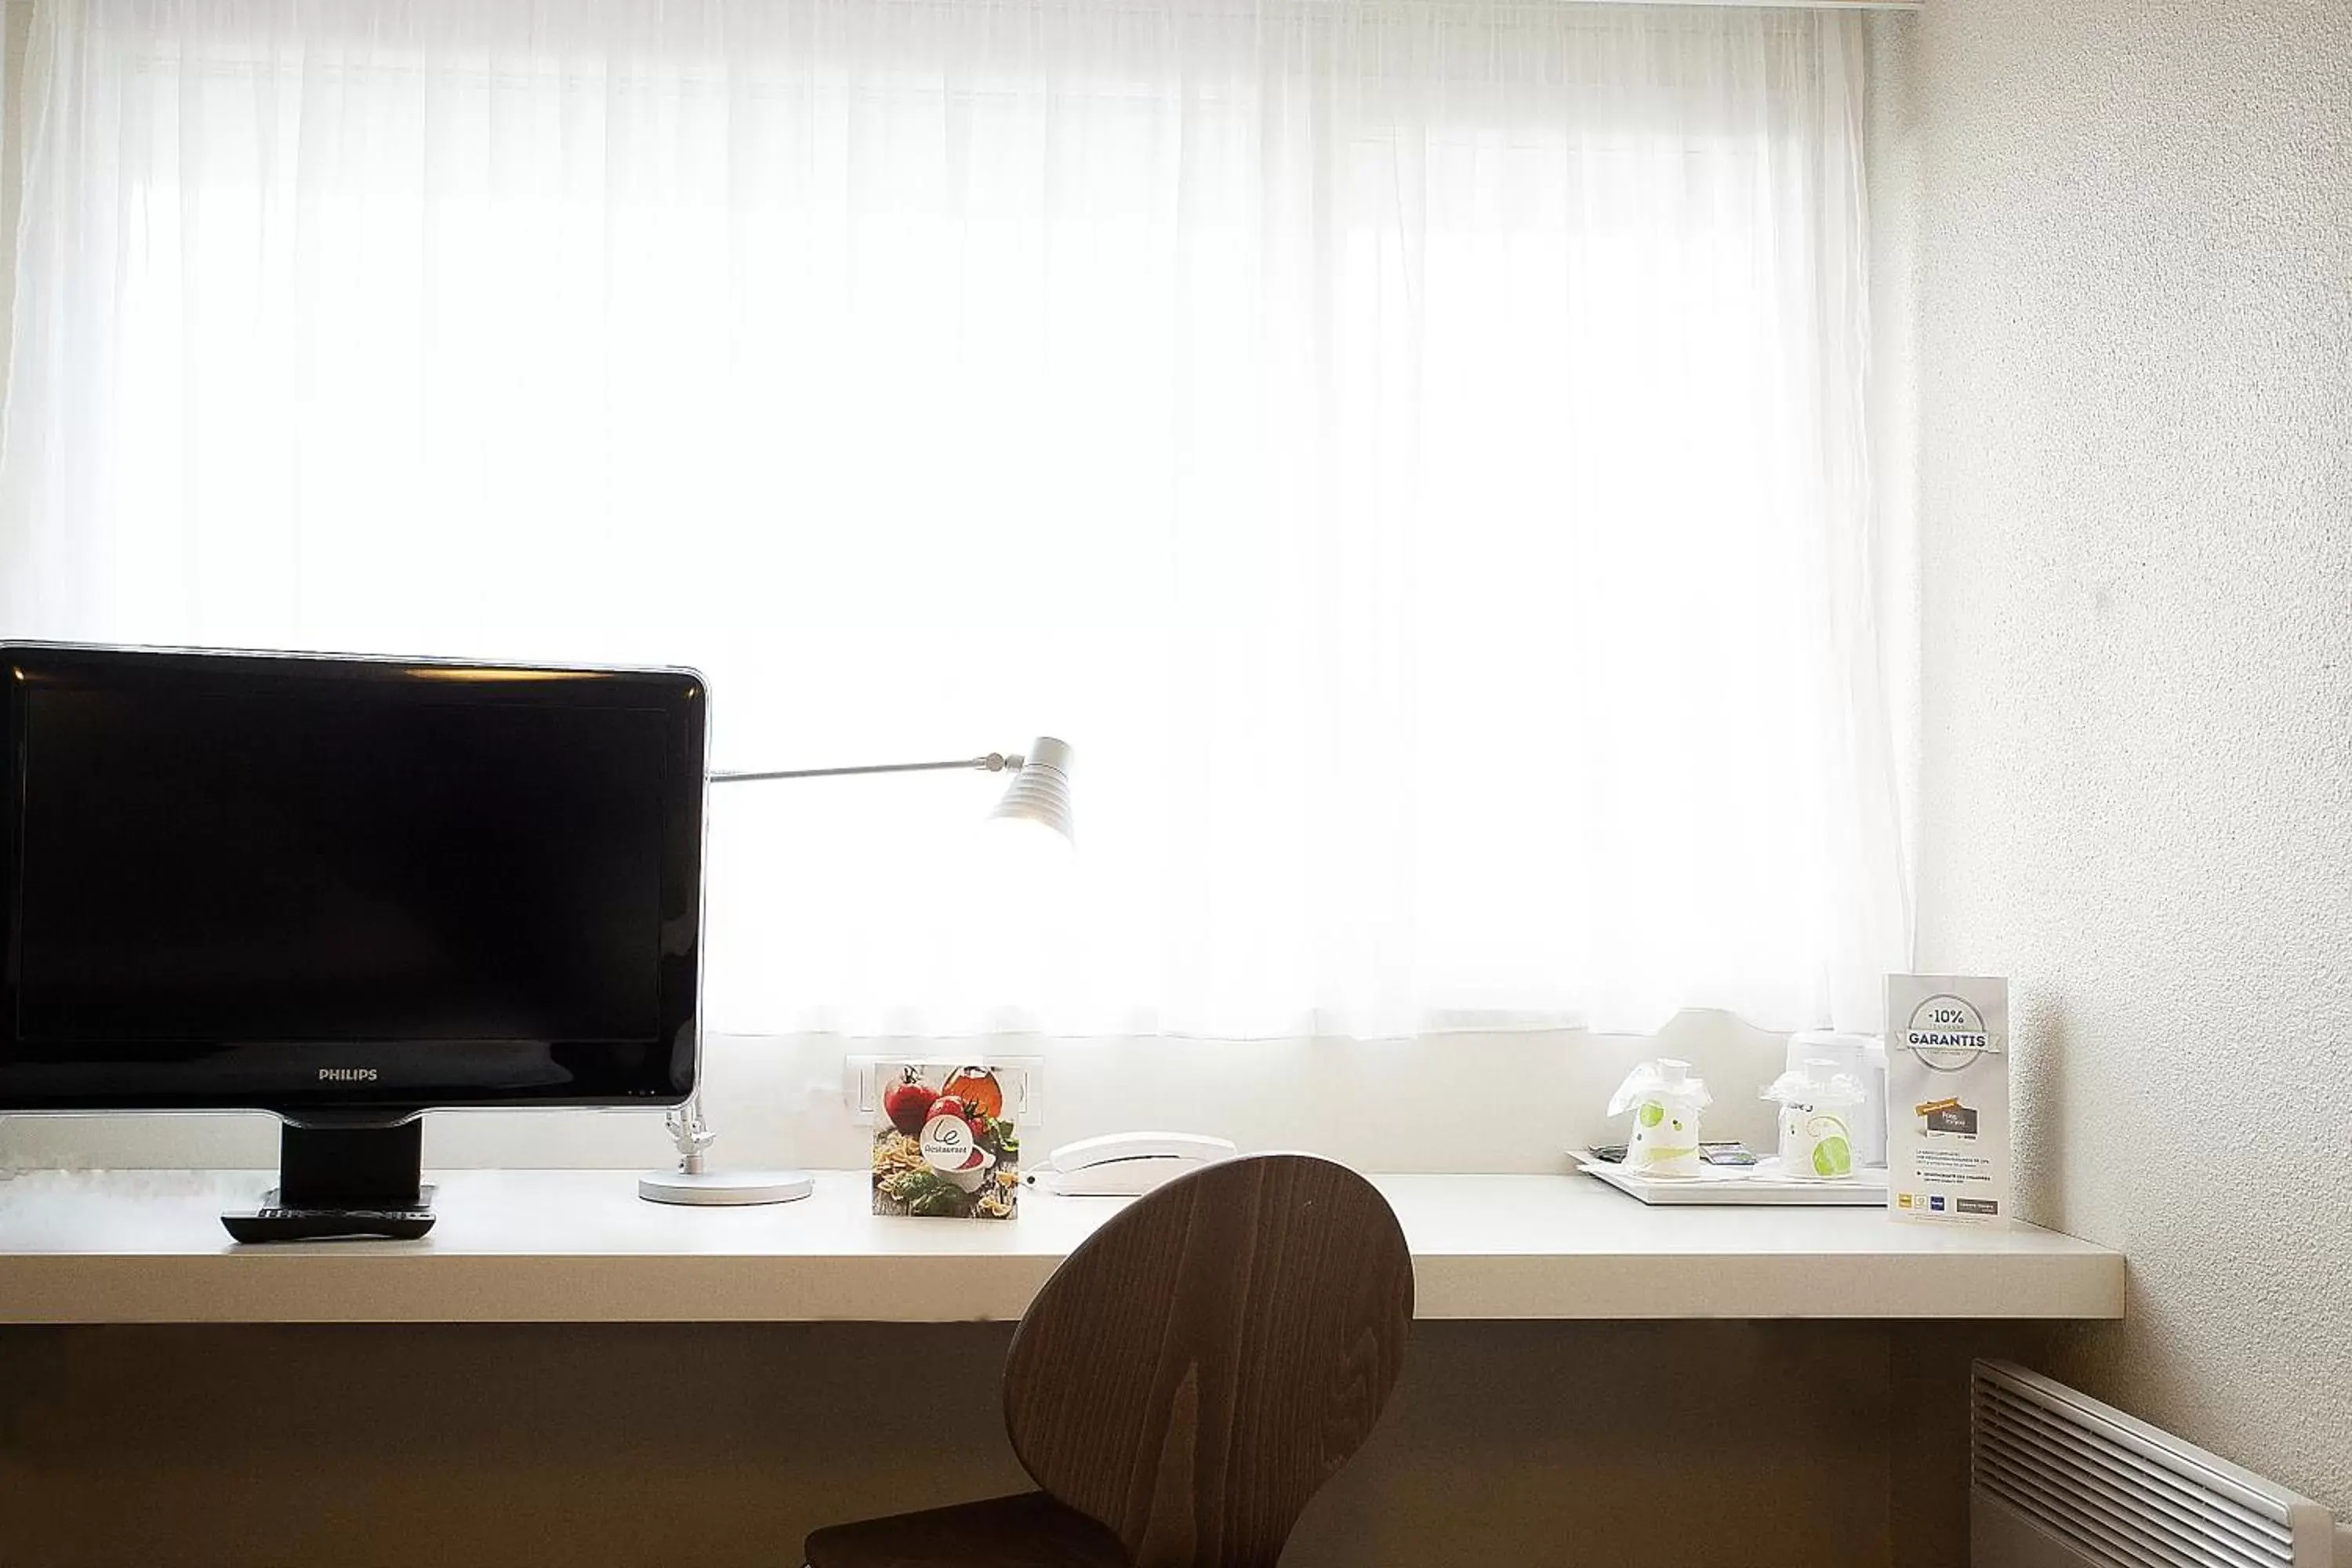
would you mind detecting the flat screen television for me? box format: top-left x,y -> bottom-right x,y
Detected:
0,644 -> 707,1238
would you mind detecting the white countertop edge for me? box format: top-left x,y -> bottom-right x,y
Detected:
0,1167 -> 2127,1325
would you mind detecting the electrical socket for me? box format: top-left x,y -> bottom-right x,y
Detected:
843,1054 -> 1044,1128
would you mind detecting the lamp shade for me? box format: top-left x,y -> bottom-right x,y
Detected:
991,736 -> 1075,843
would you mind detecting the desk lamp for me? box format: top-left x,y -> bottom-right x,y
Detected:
637,737 -> 1075,1205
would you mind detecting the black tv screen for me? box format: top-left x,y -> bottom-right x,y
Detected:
1,645 -> 705,1113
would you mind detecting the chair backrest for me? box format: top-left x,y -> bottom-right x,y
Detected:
1002,1154 -> 1414,1568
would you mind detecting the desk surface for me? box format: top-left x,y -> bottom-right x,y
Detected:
0,1167 -> 2125,1325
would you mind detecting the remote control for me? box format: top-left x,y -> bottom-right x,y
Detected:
220,1205 -> 437,1243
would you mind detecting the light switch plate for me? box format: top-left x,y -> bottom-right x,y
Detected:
844,1054 -> 1044,1128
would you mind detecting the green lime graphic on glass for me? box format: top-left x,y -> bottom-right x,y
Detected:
1638,1103 -> 1664,1128
1797,1113 -> 1853,1178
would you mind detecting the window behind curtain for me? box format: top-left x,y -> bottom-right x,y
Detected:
0,0 -> 1908,1040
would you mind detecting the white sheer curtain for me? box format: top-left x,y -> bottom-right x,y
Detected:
0,0 -> 1907,1040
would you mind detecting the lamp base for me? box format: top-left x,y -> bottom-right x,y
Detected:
637,1168 -> 815,1205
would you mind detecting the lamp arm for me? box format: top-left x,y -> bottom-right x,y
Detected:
709,753 -> 1019,785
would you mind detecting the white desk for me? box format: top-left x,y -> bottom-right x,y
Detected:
0,1167 -> 2124,1325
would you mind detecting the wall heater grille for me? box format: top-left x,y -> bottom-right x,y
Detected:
1971,1360 -> 2340,1568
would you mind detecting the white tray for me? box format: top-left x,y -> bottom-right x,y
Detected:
1577,1158 -> 1889,1207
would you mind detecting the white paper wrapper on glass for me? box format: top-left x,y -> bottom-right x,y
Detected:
1607,1059 -> 1711,1178
1762,1058 -> 1867,1181
1784,1029 -> 1887,1167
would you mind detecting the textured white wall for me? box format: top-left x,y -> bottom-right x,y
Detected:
1903,0 -> 2352,1512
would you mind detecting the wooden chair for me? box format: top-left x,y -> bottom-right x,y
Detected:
803,1153 -> 1414,1568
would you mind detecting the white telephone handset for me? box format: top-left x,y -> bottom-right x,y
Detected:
1026,1131 -> 1240,1196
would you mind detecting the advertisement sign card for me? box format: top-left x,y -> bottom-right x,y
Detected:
1886,975 -> 2010,1225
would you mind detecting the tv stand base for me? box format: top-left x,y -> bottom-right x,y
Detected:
220,1119 -> 437,1243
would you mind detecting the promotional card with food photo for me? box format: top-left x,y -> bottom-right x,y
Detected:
872,1062 -> 1022,1219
